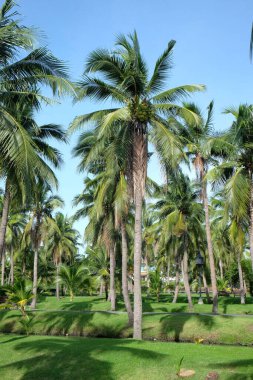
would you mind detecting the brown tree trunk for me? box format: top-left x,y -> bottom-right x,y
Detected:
121,222 -> 133,326
109,245 -> 116,311
31,248 -> 38,309
167,255 -> 170,291
182,237 -> 193,310
181,246 -> 193,310
0,181 -> 10,261
132,128 -> 147,340
202,180 -> 218,313
237,253 -> 245,304
1,247 -> 5,286
172,254 -> 180,303
203,271 -> 211,303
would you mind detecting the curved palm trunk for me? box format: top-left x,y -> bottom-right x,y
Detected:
172,254 -> 180,304
1,247 -> 5,286
237,253 -> 245,304
0,181 -> 10,261
109,245 -> 116,311
202,181 -> 218,313
181,246 -> 193,310
31,248 -> 38,309
132,128 -> 147,340
121,222 -> 133,326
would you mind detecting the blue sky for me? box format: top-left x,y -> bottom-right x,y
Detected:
18,0 -> 253,239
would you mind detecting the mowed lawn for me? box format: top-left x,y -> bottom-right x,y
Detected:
35,294 -> 253,315
0,334 -> 252,380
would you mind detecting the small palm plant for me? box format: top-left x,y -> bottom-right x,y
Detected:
4,280 -> 34,335
149,270 -> 163,302
5,280 -> 34,317
59,264 -> 88,301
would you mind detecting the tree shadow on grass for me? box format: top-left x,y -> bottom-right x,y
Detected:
208,359 -> 253,380
0,337 -> 166,380
159,307 -> 216,342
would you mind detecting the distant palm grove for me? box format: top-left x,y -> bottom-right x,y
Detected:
1,0 -> 253,342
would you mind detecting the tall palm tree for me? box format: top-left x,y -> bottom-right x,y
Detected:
70,32 -> 204,339
46,212 -> 79,299
179,101 -> 222,313
0,0 -> 74,262
23,182 -> 63,308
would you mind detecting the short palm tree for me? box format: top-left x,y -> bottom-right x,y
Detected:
59,264 -> 88,301
70,32 -> 204,339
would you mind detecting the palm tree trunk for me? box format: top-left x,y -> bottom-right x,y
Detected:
105,281 -> 108,301
237,253 -> 245,304
202,180 -> 218,313
10,248 -> 14,285
167,256 -> 170,291
132,128 -> 146,340
202,271 -> 210,303
109,245 -> 116,311
181,246 -> 193,310
0,181 -> 10,260
1,247 -> 5,286
219,259 -> 224,279
144,252 -> 150,292
31,248 -> 39,309
121,222 -> 133,326
249,182 -> 253,273
173,254 -> 180,303
56,263 -> 60,300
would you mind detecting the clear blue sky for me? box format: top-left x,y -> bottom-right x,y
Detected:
18,0 -> 253,239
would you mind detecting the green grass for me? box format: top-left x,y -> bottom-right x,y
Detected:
0,334 -> 252,379
1,308 -> 253,345
36,293 -> 253,315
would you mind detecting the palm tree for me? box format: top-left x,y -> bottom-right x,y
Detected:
0,0 -> 74,262
179,101 -> 222,313
46,213 -> 79,299
59,264 -> 88,301
70,32 -> 204,339
85,246 -> 110,300
152,173 -> 203,310
23,182 -> 63,309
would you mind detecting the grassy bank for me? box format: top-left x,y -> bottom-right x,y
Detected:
35,294 -> 253,315
1,309 -> 253,345
0,334 -> 252,379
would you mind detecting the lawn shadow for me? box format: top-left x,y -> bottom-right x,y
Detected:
208,359 -> 253,380
0,337 -> 166,380
159,307 -> 216,342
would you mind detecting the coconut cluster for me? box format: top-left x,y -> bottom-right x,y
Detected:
128,101 -> 153,123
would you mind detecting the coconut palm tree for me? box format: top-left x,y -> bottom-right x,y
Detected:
59,264 -> 88,301
46,213 -> 79,299
178,101 -> 224,313
23,182 -> 63,308
70,32 -> 204,338
152,173 -> 203,310
0,0 -> 74,262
